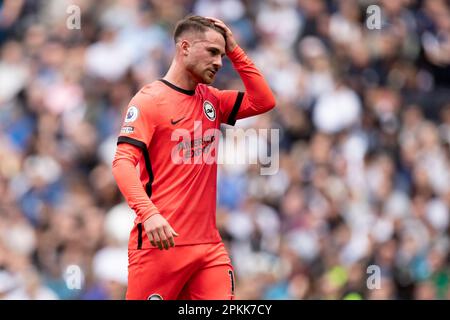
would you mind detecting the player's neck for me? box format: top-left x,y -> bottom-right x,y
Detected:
163,62 -> 198,92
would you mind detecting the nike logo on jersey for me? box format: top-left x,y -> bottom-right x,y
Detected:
171,117 -> 185,125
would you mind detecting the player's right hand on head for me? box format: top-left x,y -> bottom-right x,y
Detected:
143,214 -> 179,250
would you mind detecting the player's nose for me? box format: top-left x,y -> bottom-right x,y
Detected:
213,56 -> 222,69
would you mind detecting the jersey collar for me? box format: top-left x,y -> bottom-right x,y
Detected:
159,79 -> 195,96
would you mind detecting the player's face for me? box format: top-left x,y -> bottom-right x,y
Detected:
186,30 -> 226,84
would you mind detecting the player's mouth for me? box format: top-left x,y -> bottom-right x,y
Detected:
207,69 -> 216,76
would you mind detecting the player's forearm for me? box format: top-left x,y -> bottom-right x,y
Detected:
112,145 -> 160,223
228,46 -> 276,113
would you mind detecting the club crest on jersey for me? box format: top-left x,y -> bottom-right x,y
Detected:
203,100 -> 216,121
124,106 -> 139,123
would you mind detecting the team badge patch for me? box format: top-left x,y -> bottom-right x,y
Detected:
124,106 -> 139,123
203,101 -> 216,121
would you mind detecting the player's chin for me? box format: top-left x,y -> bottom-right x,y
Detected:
201,76 -> 214,84
201,72 -> 215,84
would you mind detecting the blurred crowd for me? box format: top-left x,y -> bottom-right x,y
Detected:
0,0 -> 449,300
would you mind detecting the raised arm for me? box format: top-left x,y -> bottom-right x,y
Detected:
207,17 -> 276,124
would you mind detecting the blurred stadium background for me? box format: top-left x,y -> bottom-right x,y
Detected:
0,0 -> 449,300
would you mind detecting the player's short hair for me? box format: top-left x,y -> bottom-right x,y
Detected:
173,15 -> 226,43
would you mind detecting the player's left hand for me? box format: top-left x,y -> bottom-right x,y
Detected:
143,213 -> 179,250
206,17 -> 237,53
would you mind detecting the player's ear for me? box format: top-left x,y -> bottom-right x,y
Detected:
179,39 -> 190,56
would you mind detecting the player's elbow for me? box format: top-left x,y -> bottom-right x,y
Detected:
263,92 -> 276,112
111,157 -> 122,180
250,93 -> 275,115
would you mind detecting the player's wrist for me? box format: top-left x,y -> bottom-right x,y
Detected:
227,44 -> 241,56
227,45 -> 245,62
141,210 -> 160,224
226,41 -> 238,54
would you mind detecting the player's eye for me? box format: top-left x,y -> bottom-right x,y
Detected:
209,49 -> 219,56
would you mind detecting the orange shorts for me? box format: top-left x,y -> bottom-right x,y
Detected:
126,242 -> 235,300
